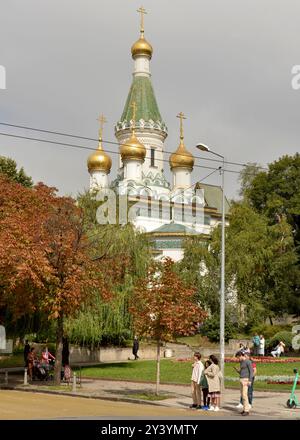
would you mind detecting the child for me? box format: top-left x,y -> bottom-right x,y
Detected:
200,360 -> 211,410
190,352 -> 204,409
204,354 -> 221,411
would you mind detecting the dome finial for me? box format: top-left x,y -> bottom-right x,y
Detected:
169,112 -> 194,170
132,7 -> 153,59
87,114 -> 112,173
97,114 -> 107,149
176,111 -> 186,142
137,6 -> 147,36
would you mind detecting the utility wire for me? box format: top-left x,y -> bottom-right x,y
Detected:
0,131 -> 265,178
0,121 -> 268,171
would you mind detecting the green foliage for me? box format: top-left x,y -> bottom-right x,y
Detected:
199,316 -> 237,342
250,324 -> 291,339
0,156 -> 33,187
268,331 -> 293,351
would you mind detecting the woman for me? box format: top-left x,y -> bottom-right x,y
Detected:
204,354 -> 221,411
271,341 -> 285,357
41,346 -> 55,371
258,335 -> 265,356
27,347 -> 36,381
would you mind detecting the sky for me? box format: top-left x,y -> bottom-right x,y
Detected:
0,0 -> 299,199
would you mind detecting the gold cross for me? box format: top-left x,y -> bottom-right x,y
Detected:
97,114 -> 107,141
176,112 -> 186,139
131,101 -> 137,127
137,6 -> 147,33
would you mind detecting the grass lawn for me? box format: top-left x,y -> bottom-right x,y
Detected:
0,353 -> 24,368
78,359 -> 300,385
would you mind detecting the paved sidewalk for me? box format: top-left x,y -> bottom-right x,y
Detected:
1,374 -> 300,419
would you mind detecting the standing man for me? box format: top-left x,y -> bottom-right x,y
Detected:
236,351 -> 253,416
23,340 -> 30,367
190,352 -> 204,409
132,335 -> 139,360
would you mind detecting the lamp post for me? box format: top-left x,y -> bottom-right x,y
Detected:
196,143 -> 225,380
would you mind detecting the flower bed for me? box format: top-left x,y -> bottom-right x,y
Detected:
267,380 -> 300,384
225,356 -> 300,364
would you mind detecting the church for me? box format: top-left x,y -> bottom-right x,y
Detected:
87,8 -> 229,261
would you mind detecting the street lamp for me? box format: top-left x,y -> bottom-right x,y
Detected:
196,143 -> 226,381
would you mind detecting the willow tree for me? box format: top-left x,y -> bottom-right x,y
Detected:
64,191 -> 151,346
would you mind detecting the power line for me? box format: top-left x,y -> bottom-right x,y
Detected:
0,131 -> 263,177
0,121 -> 268,171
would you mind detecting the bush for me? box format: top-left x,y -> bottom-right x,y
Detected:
199,316 -> 237,342
250,324 -> 291,339
267,331 -> 293,351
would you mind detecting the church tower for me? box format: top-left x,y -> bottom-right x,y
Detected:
87,115 -> 112,190
169,112 -> 194,190
115,7 -> 169,196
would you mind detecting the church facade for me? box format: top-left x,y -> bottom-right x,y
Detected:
87,9 -> 229,261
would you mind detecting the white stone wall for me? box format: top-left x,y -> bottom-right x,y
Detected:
90,171 -> 108,190
133,55 -> 150,77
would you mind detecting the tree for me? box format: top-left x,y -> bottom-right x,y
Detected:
64,191 -> 151,346
245,154 -> 300,249
130,258 -> 207,394
0,156 -> 33,187
0,176 -> 115,384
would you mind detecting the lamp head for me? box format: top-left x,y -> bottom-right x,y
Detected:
196,143 -> 210,152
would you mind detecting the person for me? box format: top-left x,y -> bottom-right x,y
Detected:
27,347 -> 36,381
236,353 -> 257,409
24,340 -> 30,367
132,336 -> 139,360
40,346 -> 55,370
204,354 -> 221,411
235,350 -> 253,416
62,337 -> 70,367
271,341 -> 285,357
244,345 -> 250,355
258,335 -> 265,356
252,333 -> 260,356
190,352 -> 204,409
200,360 -> 211,410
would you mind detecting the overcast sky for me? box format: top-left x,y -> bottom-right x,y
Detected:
0,0 -> 299,199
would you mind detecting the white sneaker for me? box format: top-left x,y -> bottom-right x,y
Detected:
214,406 -> 220,411
236,403 -> 243,409
249,404 -> 252,409
208,406 -> 215,411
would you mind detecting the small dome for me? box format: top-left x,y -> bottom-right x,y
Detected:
131,34 -> 153,59
120,132 -> 146,162
169,139 -> 194,170
87,147 -> 112,173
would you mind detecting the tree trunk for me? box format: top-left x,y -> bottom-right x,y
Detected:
269,316 -> 273,326
155,339 -> 160,396
54,315 -> 64,385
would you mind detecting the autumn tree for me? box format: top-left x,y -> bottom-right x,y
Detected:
0,176 -> 115,384
130,258 -> 207,395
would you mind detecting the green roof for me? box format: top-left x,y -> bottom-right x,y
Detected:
151,223 -> 196,235
115,76 -> 167,133
196,183 -> 230,215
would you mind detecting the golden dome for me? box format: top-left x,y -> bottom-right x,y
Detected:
131,34 -> 153,59
169,139 -> 195,170
87,145 -> 112,173
120,132 -> 146,162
